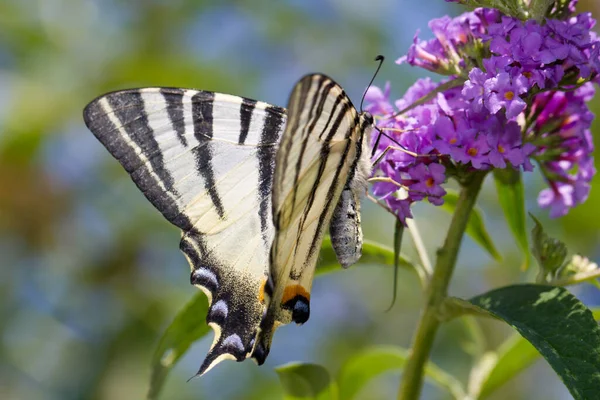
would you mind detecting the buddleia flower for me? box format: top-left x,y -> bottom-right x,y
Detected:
367,5 -> 599,224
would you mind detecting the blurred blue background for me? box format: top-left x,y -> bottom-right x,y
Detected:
0,1 -> 598,399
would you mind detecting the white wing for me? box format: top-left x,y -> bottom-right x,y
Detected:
83,88 -> 286,375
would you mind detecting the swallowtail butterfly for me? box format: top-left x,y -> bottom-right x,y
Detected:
83,74 -> 374,375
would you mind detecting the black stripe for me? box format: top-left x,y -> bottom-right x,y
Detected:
239,98 -> 257,145
181,231 -> 224,278
86,97 -> 193,231
289,98 -> 351,267
191,91 -> 226,220
297,98 -> 350,232
258,106 -> 285,244
344,115 -> 369,187
183,253 -> 218,295
277,77 -> 313,206
104,92 -> 190,228
84,101 -> 138,172
290,77 -> 334,215
308,79 -> 337,134
265,275 -> 275,297
181,232 -> 218,268
262,106 -> 286,144
161,88 -> 187,147
108,92 -> 176,191
302,76 -> 330,141
318,90 -> 345,140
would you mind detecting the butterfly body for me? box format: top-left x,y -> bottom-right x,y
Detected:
83,74 -> 373,376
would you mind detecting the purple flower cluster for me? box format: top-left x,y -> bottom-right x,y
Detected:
398,9 -> 500,75
368,7 -> 599,224
475,12 -> 599,93
366,79 -> 447,222
529,84 -> 596,217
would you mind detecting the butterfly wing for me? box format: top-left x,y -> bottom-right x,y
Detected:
252,74 -> 374,359
83,88 -> 286,375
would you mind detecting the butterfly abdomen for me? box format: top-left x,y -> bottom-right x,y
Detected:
330,186 -> 364,268
329,113 -> 373,268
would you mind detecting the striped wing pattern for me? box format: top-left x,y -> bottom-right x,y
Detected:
254,74 -> 374,358
83,74 -> 374,376
83,88 -> 286,375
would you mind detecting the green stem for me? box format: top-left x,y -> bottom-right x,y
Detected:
398,171 -> 486,400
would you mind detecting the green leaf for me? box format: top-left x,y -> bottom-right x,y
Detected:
530,213 -> 568,279
468,285 -> 600,400
276,363 -> 338,400
147,293 -> 210,400
439,297 -> 498,322
337,346 -> 466,400
475,306 -> 600,399
529,0 -> 554,21
494,169 -> 529,268
452,1 -> 527,20
441,190 -> 501,261
475,334 -> 540,398
316,237 -> 413,275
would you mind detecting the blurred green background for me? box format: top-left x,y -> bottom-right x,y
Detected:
0,1 -> 599,399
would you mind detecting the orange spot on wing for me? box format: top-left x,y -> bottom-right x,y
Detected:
281,284 -> 310,304
258,279 -> 267,303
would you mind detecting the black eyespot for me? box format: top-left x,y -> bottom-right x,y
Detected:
292,299 -> 310,324
282,296 -> 310,324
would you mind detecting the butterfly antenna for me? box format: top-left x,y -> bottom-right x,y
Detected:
360,55 -> 385,113
371,127 -> 384,158
370,127 -> 411,159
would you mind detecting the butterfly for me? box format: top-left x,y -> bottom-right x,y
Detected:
83,73 -> 375,375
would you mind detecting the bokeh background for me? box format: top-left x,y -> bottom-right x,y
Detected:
1,1 -> 599,399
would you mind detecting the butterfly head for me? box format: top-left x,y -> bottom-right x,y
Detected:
361,111 -> 374,126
